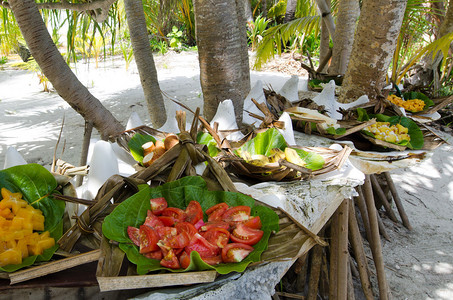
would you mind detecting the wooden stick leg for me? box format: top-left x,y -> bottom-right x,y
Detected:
370,174 -> 399,223
329,209 -> 339,300
349,198 -> 375,300
376,210 -> 390,241
384,172 -> 413,230
347,259 -> 356,300
355,187 -> 372,245
337,199 -> 349,300
363,175 -> 390,300
307,245 -> 323,300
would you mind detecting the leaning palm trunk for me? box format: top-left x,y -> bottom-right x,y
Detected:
123,0 -> 166,128
328,0 -> 360,75
193,0 -> 250,124
284,0 -> 298,23
339,0 -> 408,103
8,0 -> 124,139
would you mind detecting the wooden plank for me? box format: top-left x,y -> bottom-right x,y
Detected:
97,270 -> 218,292
9,250 -> 101,285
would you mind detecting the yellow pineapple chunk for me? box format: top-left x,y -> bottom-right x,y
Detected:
0,249 -> 22,267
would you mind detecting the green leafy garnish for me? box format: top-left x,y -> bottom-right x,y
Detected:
102,176 -> 279,275
235,128 -> 287,157
197,132 -> 220,157
127,133 -> 157,163
0,164 -> 65,272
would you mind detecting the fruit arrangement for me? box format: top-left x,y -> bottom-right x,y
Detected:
0,188 -> 55,267
387,94 -> 425,112
127,197 -> 263,269
141,134 -> 179,167
363,122 -> 410,144
236,147 -> 313,169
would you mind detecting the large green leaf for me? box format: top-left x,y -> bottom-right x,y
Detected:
0,164 -> 65,272
102,176 -> 279,275
235,128 -> 287,157
127,133 -> 157,163
291,148 -> 325,171
402,91 -> 434,112
196,132 -> 220,157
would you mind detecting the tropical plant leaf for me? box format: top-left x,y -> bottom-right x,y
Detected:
196,132 -> 220,157
235,128 -> 287,157
102,176 -> 279,275
127,133 -> 157,163
290,148 -> 325,170
0,164 -> 65,272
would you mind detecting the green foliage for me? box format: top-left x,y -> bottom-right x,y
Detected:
267,0 -> 286,23
247,15 -> 270,51
127,133 -> 157,164
167,26 -> 184,49
102,176 -> 279,275
120,41 -> 134,71
0,56 -> 7,64
150,38 -> 168,54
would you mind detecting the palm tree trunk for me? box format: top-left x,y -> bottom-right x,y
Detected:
244,0 -> 254,23
339,0 -> 408,103
284,0 -> 298,23
328,0 -> 360,75
193,0 -> 250,124
314,0 -> 336,38
8,0 -> 124,139
123,0 -> 166,128
318,0 -> 331,72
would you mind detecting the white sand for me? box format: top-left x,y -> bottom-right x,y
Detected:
0,51 -> 452,299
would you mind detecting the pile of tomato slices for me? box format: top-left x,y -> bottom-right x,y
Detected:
127,197 -> 264,269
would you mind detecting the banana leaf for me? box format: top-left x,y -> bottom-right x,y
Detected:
127,133 -> 157,163
0,164 -> 65,272
102,176 -> 279,275
357,108 -> 424,149
197,132 -> 220,157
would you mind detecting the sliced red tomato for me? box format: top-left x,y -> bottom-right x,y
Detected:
179,251 -> 191,269
221,243 -> 254,263
143,249 -> 163,260
185,200 -> 203,224
160,249 -> 181,269
149,197 -> 167,215
139,225 -> 159,253
175,222 -> 198,238
206,203 -> 229,221
242,216 -> 262,229
156,226 -> 177,241
222,206 -> 251,222
144,210 -> 164,228
165,231 -> 190,249
158,215 -> 175,227
202,227 -> 230,249
230,223 -> 263,246
127,226 -> 140,246
200,221 -> 231,232
161,207 -> 187,223
201,255 -> 223,266
185,233 -> 220,258
194,219 -> 205,230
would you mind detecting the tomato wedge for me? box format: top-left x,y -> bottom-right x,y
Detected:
127,226 -> 140,246
161,207 -> 187,223
185,200 -> 203,224
139,225 -> 159,253
201,254 -> 223,266
230,223 -> 263,246
160,249 -> 181,269
158,215 -> 175,227
200,221 -> 231,232
164,231 -> 190,249
185,233 -> 220,258
149,197 -> 168,215
202,228 -> 230,249
143,249 -> 163,260
222,206 -> 251,222
221,243 -> 254,263
179,251 -> 191,269
156,226 -> 177,241
144,210 -> 164,228
242,216 -> 262,229
175,222 -> 198,238
206,203 -> 229,221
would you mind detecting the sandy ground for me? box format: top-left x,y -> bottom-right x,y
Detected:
0,51 -> 452,299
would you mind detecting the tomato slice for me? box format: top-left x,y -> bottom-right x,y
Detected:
179,251 -> 191,269
160,249 -> 181,269
201,254 -> 223,266
241,216 -> 262,229
158,215 -> 175,227
194,219 -> 205,230
139,225 -> 159,253
156,226 -> 177,241
127,226 -> 140,246
202,227 -> 230,249
221,243 -> 254,263
206,203 -> 229,221
185,200 -> 203,224
230,223 -> 263,246
185,233 -> 220,258
161,207 -> 187,223
222,206 -> 251,222
143,249 -> 163,260
175,222 -> 198,238
200,221 -> 231,232
165,231 -> 190,249
149,197 -> 168,215
144,210 -> 164,228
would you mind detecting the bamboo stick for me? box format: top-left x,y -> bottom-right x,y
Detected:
363,175 -> 390,300
376,209 -> 390,241
329,209 -> 339,300
355,187 -> 372,245
307,245 -> 323,300
337,199 -> 349,300
384,172 -> 413,230
348,199 -> 374,300
347,259 -> 356,300
76,121 -> 93,187
370,174 -> 398,222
